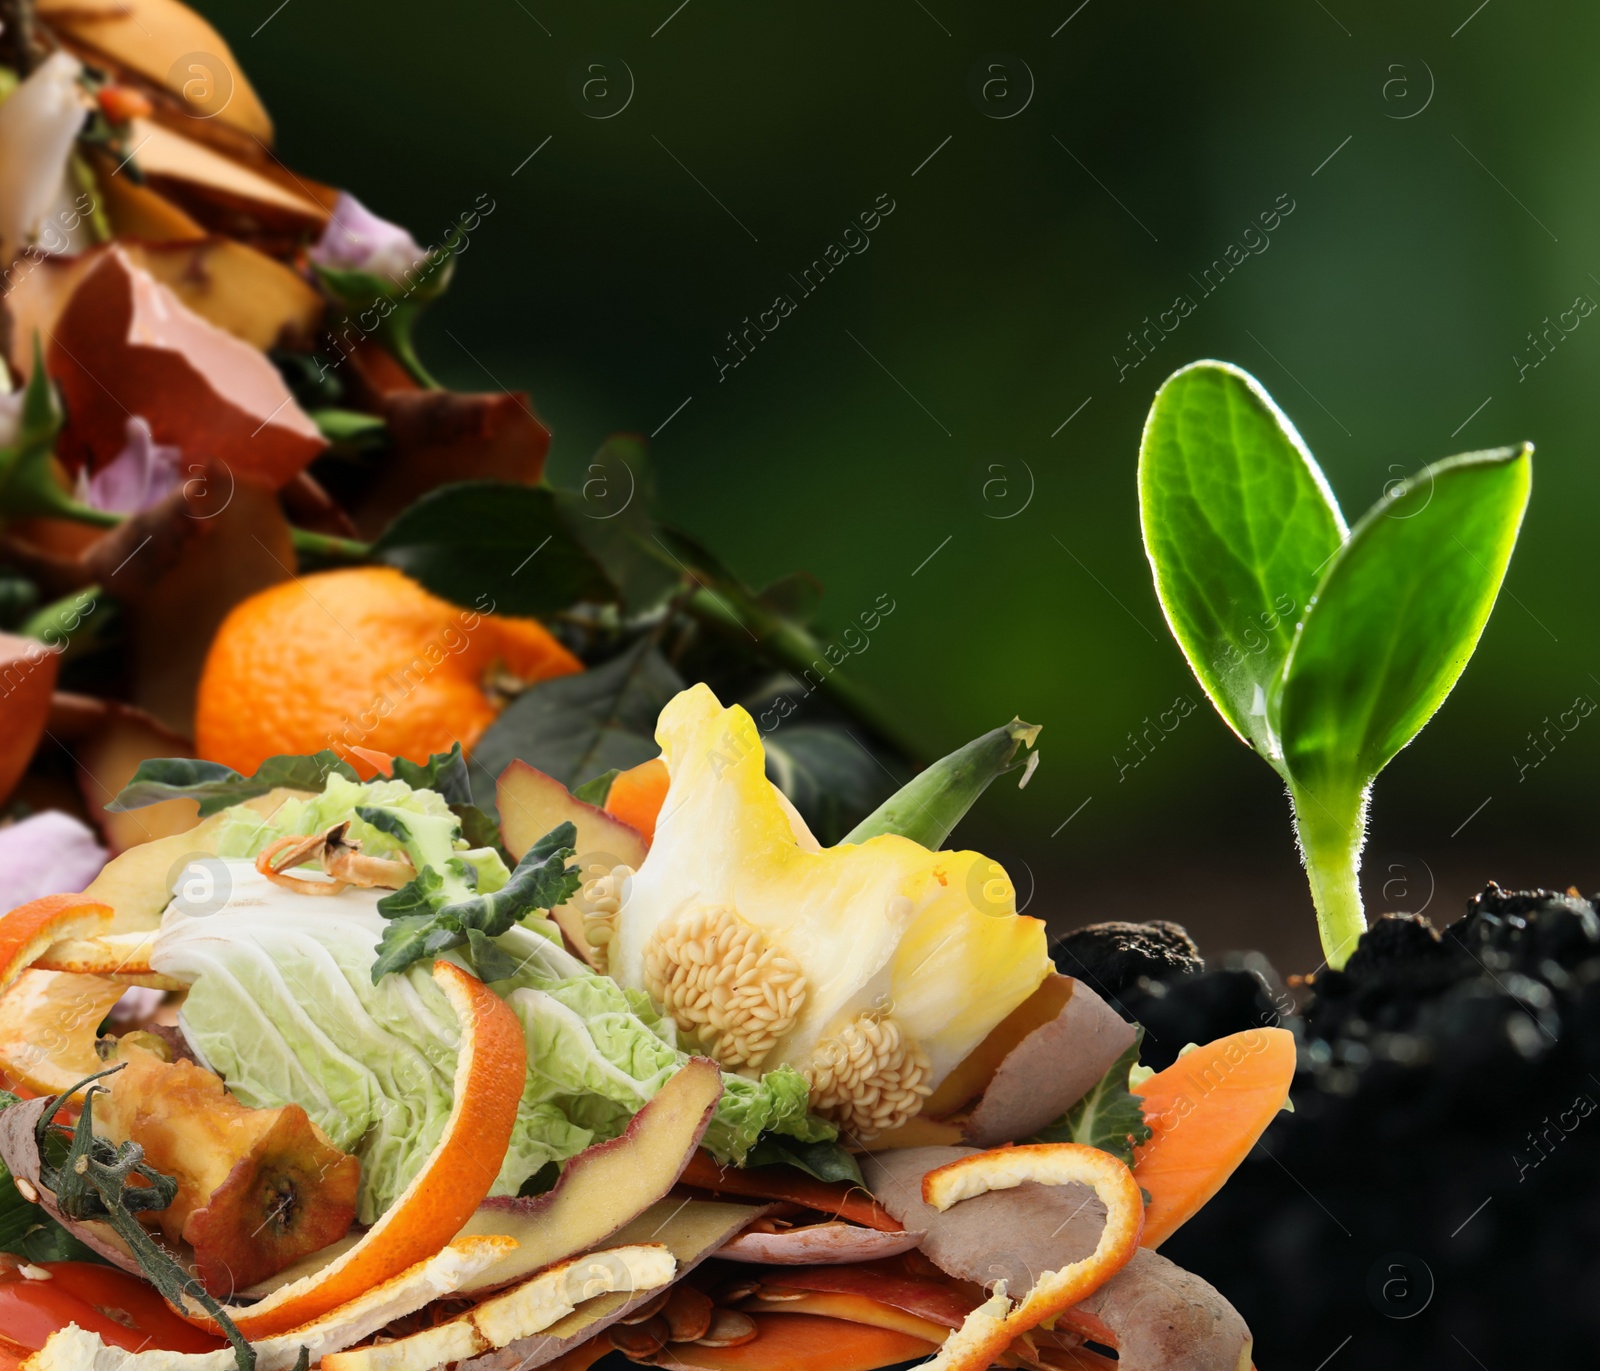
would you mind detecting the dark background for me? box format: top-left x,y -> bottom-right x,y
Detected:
209,0 -> 1596,975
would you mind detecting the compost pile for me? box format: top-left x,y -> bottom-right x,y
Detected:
1062,889 -> 1600,1369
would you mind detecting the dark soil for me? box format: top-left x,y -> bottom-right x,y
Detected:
1069,885 -> 1600,1369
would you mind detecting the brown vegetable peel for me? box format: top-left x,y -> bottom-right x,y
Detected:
715,1221 -> 927,1265
960,976 -> 1137,1147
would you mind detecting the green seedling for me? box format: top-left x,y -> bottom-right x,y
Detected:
1138,360 -> 1532,968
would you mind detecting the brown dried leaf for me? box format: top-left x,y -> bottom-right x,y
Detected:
121,479 -> 295,736
962,978 -> 1138,1148
348,390 -> 551,539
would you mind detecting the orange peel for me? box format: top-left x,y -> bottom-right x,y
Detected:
176,959 -> 526,1339
917,1143 -> 1144,1371
0,969 -> 127,1097
0,895 -> 115,996
30,930 -> 179,989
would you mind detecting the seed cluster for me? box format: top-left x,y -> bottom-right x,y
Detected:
579,863 -> 633,973
642,906 -> 807,1069
803,1013 -> 932,1139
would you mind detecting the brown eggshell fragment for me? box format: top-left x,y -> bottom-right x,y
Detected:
961,976 -> 1137,1147
48,247 -> 325,490
130,238 -> 324,353
0,632 -> 59,805
716,1221 -> 927,1266
2,239 -> 320,378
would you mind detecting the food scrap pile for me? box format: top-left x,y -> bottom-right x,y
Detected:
0,683 -> 1294,1370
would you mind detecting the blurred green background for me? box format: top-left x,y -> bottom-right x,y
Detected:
211,0 -> 1595,971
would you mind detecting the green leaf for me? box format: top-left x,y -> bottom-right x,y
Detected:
376,864 -> 446,919
572,769 -> 621,805
464,927 -> 522,982
762,725 -> 895,846
372,822 -> 579,981
453,823 -> 579,936
1278,445 -> 1534,799
472,639 -> 685,804
0,338 -> 90,525
843,719 -> 1040,849
377,744 -> 507,862
388,743 -> 472,806
453,801 -> 511,861
371,481 -> 616,617
1275,446 -> 1532,964
108,752 -> 360,816
552,436 -> 682,613
1032,1026 -> 1152,1166
1139,361 -> 1346,771
745,1134 -> 865,1187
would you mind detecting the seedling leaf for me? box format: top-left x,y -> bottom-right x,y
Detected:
1278,445 -> 1533,796
1139,360 -> 1346,772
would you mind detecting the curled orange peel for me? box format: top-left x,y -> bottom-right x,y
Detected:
917,1143 -> 1144,1371
0,895 -> 115,996
176,959 -> 526,1339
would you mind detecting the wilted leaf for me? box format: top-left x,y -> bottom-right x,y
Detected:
745,1135 -> 865,1187
471,639 -> 685,808
370,480 -> 614,617
1032,1026 -> 1152,1167
109,750 -> 358,817
552,436 -> 682,613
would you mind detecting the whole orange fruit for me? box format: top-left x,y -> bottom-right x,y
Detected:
195,567 -> 581,778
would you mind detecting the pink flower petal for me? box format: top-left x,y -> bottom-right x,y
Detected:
79,415 -> 186,514
310,190 -> 427,282
0,811 -> 108,912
